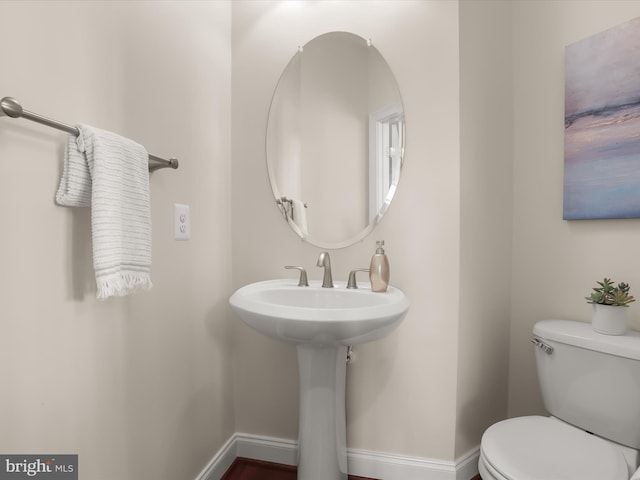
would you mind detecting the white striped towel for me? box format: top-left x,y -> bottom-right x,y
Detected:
56,125 -> 152,299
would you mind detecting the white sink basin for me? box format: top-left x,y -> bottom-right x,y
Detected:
229,279 -> 409,346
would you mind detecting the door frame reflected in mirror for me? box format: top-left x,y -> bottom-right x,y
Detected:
369,101 -> 404,224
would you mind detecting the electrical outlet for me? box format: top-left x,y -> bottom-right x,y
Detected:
174,203 -> 190,240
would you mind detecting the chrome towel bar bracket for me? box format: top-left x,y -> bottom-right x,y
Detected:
0,96 -> 179,172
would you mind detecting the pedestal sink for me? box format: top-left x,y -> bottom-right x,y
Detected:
229,279 -> 409,480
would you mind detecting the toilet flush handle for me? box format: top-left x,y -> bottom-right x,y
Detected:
531,337 -> 554,354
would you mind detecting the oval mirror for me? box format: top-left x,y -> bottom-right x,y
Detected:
266,32 -> 405,249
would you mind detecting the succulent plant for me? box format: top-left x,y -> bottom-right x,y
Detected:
586,278 -> 636,307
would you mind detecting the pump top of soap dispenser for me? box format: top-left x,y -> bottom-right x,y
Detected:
375,240 -> 385,254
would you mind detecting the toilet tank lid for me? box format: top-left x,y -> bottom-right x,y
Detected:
534,319 -> 640,360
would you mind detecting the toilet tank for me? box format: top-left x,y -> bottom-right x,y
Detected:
533,319 -> 640,449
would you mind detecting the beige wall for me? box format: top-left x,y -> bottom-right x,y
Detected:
233,0 -> 640,464
231,0 -> 465,461
509,0 -> 640,418
5,0 -> 640,476
0,2 -> 233,479
457,0 -> 513,457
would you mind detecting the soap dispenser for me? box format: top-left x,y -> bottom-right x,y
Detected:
369,240 -> 390,292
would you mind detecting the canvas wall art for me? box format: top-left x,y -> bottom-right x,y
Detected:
564,17 -> 640,220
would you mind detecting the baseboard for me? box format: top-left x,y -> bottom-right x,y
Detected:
235,433 -> 298,466
195,434 -> 237,480
454,447 -> 482,480
195,433 -> 479,480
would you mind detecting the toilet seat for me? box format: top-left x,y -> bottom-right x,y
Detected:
480,416 -> 629,480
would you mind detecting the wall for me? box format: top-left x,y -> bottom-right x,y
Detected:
0,2 -> 233,479
9,1 -> 635,476
457,0 -> 513,457
231,0 -> 496,463
509,1 -> 640,417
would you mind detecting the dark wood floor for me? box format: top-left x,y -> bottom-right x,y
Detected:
221,458 -> 377,480
221,457 -> 482,480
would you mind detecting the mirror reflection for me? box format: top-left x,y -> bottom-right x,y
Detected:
267,32 -> 405,249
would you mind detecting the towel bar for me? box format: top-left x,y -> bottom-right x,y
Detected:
0,96 -> 179,172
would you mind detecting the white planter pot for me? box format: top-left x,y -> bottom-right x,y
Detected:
592,304 -> 629,335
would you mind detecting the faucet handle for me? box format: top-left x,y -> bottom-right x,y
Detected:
285,266 -> 309,287
347,268 -> 370,289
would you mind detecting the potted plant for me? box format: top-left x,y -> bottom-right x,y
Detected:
585,277 -> 635,335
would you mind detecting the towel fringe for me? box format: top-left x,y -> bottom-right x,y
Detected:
96,274 -> 152,300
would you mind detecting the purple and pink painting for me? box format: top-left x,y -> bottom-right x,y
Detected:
564,17 -> 640,220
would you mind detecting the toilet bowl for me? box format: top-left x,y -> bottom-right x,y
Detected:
478,416 -> 631,480
479,319 -> 640,480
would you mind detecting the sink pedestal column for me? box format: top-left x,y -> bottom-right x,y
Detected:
296,344 -> 348,480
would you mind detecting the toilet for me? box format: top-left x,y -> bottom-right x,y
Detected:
479,319 -> 640,480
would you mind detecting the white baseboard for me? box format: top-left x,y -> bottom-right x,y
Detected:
196,433 -> 479,480
347,446 -> 479,480
455,447 -> 482,480
235,433 -> 298,466
195,434 -> 237,480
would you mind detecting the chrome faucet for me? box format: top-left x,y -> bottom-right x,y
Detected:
316,251 -> 334,288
